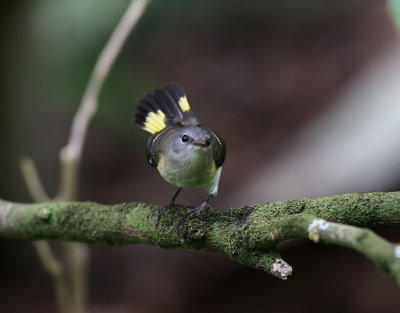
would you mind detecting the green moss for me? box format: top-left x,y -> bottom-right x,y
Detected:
2,191 -> 400,281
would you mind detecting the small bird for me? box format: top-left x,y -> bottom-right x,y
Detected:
134,83 -> 226,221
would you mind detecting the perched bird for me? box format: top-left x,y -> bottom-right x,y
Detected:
134,83 -> 226,220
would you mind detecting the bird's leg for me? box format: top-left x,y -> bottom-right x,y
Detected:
156,187 -> 182,223
186,193 -> 215,220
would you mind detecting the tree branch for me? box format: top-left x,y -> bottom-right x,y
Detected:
306,218 -> 400,284
62,0 -> 150,161
20,157 -> 51,202
51,2 -> 150,312
59,0 -> 150,200
1,191 -> 400,282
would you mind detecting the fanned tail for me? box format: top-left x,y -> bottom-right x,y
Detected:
134,83 -> 199,134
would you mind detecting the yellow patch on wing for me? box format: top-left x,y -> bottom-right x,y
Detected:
178,96 -> 190,112
143,110 -> 166,134
213,133 -> 222,147
151,129 -> 163,144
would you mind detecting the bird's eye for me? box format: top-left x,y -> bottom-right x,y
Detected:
182,135 -> 189,142
206,138 -> 211,146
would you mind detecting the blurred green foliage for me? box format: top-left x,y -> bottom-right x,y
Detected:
388,0 -> 400,31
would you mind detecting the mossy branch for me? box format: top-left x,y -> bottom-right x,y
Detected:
1,191 -> 400,282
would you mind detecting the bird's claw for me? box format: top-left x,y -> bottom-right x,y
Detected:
186,202 -> 209,220
155,201 -> 173,224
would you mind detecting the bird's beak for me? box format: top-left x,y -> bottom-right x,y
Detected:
192,138 -> 208,147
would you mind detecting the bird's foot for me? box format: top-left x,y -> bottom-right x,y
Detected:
186,201 -> 209,220
156,187 -> 183,224
155,201 -> 174,224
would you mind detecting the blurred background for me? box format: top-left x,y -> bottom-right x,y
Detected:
1,0 -> 400,312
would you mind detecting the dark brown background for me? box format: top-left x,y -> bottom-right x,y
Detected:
1,1 -> 399,312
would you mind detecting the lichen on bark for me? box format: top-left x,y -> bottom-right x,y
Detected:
1,191 -> 400,282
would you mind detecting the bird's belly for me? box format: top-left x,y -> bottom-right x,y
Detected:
157,152 -> 216,188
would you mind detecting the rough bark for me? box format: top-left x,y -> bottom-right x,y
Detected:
1,191 -> 400,282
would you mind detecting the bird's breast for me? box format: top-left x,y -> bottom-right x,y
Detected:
157,147 -> 216,188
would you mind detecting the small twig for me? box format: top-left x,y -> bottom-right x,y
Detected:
59,0 -> 150,201
307,218 -> 400,284
33,241 -> 71,313
17,2 -> 151,312
64,242 -> 89,313
55,1 -> 151,312
60,0 -> 150,169
20,162 -> 69,313
20,157 -> 50,202
33,240 -> 63,280
13,1 -> 150,312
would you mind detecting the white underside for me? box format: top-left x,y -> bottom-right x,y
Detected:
204,166 -> 222,195
158,146 -> 222,194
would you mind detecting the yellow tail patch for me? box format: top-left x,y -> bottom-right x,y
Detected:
143,110 -> 166,134
178,96 -> 190,112
135,83 -> 199,132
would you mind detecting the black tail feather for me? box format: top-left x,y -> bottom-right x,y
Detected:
134,83 -> 199,134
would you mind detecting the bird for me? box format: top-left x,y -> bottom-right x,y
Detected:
134,83 -> 226,221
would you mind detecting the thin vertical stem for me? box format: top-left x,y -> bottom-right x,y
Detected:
20,161 -> 70,313
57,1 -> 151,313
20,1 -> 151,312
